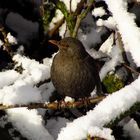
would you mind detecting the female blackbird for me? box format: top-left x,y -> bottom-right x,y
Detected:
49,37 -> 103,99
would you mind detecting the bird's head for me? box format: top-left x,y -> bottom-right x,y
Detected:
49,37 -> 88,59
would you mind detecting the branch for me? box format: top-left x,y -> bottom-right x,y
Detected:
51,0 -> 93,37
0,96 -> 105,110
75,0 -> 86,16
106,102 -> 140,128
122,63 -> 140,75
70,0 -> 72,13
56,0 -> 75,36
117,32 -> 139,81
48,18 -> 65,37
72,0 -> 94,38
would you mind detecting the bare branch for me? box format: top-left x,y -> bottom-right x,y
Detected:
122,63 -> 140,75
70,0 -> 72,13
0,96 -> 105,110
48,18 -> 65,37
72,0 -> 94,38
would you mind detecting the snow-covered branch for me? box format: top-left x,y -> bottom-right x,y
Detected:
57,0 -> 140,139
104,0 -> 140,67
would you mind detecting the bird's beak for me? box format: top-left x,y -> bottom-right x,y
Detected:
49,40 -> 60,47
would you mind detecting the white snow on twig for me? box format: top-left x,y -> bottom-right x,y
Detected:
49,10 -> 64,30
0,39 -> 3,47
13,54 -> 51,83
88,127 -> 115,140
7,108 -> 54,140
97,17 -> 117,29
104,0 -> 140,67
57,76 -> 140,140
7,32 -> 17,44
0,70 -> 20,88
92,7 -> 106,17
0,54 -> 53,140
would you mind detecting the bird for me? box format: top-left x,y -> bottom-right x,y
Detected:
49,37 -> 103,99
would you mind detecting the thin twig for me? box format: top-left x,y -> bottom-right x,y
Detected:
70,0 -> 72,13
122,63 -> 139,75
36,78 -> 51,87
72,0 -> 94,38
117,32 -> 139,75
75,0 -> 86,16
117,31 -> 135,83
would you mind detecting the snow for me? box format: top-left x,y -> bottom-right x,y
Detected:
64,96 -> 74,102
99,33 -> 114,55
92,7 -> 106,17
60,0 -> 81,11
49,10 -> 64,30
97,17 -> 117,29
0,39 -> 3,47
7,32 -> 17,44
100,44 -> 123,80
88,127 -> 114,140
123,119 -> 140,140
98,33 -> 124,80
59,22 -> 67,38
39,82 -> 55,102
1,84 -> 42,105
0,54 -> 53,139
0,70 -> 20,88
7,108 -> 54,140
13,54 -> 51,83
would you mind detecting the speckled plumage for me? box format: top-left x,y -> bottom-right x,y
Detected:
50,37 -> 103,99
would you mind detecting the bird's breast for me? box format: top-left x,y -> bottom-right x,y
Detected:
52,55 -> 80,82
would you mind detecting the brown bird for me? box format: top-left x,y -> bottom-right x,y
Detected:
49,37 -> 103,99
